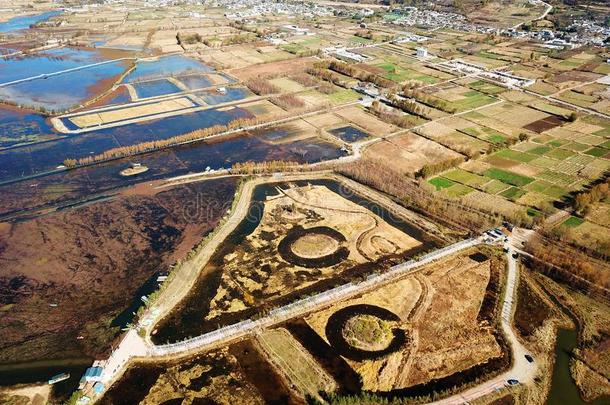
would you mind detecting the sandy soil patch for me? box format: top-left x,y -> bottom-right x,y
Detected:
230,57 -> 316,81
364,133 -> 462,175
334,105 -> 397,136
69,97 -> 195,128
305,250 -> 503,391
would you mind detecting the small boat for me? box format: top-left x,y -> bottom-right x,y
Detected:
120,163 -> 149,177
48,372 -> 70,385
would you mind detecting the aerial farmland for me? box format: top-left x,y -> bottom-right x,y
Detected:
0,1 -> 609,405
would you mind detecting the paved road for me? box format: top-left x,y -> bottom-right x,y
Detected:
96,232 -> 536,405
511,0 -> 553,30
148,237 -> 479,356
433,241 -> 537,405
96,234 -> 479,390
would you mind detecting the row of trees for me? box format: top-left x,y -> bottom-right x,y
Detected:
402,86 -> 457,114
415,157 -> 465,179
328,60 -> 395,89
387,94 -> 432,119
369,100 -> 420,128
230,160 -> 302,174
245,78 -> 280,95
63,117 -> 259,168
306,66 -> 350,88
337,159 -> 499,232
526,237 -> 610,291
270,94 -> 305,110
204,33 -> 258,47
290,72 -> 320,87
573,177 -> 609,216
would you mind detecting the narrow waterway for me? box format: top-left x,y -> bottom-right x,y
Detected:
152,178 -> 439,344
546,328 -> 609,404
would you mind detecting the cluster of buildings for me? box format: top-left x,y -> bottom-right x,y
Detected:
436,59 -> 534,89
216,0 -> 334,20
565,19 -> 610,47
389,7 -> 499,35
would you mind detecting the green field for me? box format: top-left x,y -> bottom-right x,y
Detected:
562,216 -> 584,227
326,88 -> 360,104
445,183 -> 474,197
493,149 -> 537,163
429,177 -> 455,190
484,168 -> 534,187
545,148 -> 576,160
585,147 -> 607,157
467,80 -> 505,95
453,91 -> 496,111
500,186 -> 526,200
443,168 -> 489,187
375,62 -> 438,84
482,179 -> 509,194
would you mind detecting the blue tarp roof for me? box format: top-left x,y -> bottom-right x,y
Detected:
84,367 -> 103,378
93,381 -> 105,394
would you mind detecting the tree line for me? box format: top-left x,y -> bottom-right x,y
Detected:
572,176 -> 609,216
402,86 -> 457,114
63,117 -> 259,168
368,100 -> 421,129
327,60 -> 396,89
245,78 -> 280,95
415,157 -> 465,179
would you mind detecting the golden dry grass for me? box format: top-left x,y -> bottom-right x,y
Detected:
69,97 -> 195,128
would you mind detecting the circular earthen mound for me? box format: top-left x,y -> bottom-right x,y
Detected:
342,314 -> 394,351
325,304 -> 407,361
278,226 -> 349,268
291,233 -> 340,258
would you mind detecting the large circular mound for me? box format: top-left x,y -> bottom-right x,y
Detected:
291,233 -> 339,258
325,304 -> 407,361
278,226 -> 349,268
343,314 -> 394,351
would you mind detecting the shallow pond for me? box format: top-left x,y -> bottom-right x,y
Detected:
329,125 -> 370,143
0,106 -> 253,181
547,328 -> 609,405
0,10 -> 62,33
196,87 -> 252,105
0,358 -> 91,401
0,60 -> 129,111
132,79 -> 182,99
177,74 -> 212,90
122,55 -> 212,83
0,127 -> 343,219
0,47 -> 122,84
0,107 -> 60,149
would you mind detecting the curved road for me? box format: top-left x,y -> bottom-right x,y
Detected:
433,240 -> 537,404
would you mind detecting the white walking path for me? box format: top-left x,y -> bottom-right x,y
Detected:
98,237 -> 479,386
0,57 -> 135,88
95,235 -> 538,405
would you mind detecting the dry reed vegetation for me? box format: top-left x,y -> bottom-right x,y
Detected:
245,78 -> 280,95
